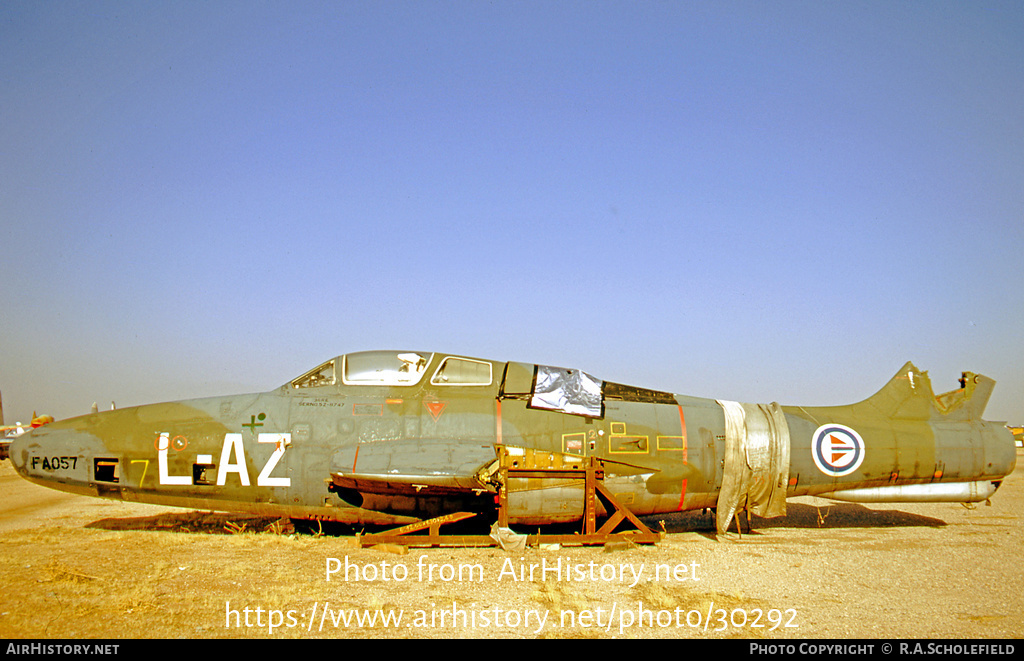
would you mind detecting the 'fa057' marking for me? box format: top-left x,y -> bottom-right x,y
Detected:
30,456 -> 78,471
157,432 -> 291,487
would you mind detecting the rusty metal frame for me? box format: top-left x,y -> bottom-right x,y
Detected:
356,511 -> 494,547
499,454 -> 664,546
357,450 -> 664,548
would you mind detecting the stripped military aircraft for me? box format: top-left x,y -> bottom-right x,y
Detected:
8,351 -> 1017,540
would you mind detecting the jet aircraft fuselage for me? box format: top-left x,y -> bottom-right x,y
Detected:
9,351 -> 1017,534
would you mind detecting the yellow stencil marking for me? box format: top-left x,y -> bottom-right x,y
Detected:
608,422 -> 649,455
131,459 -> 150,486
657,436 -> 686,451
562,432 -> 586,455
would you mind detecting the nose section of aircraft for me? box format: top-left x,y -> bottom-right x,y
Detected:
9,419 -> 109,497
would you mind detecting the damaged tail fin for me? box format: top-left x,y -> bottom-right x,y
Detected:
857,362 -> 995,421
934,371 -> 994,421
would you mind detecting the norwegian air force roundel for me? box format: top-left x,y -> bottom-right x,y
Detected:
811,423 -> 865,477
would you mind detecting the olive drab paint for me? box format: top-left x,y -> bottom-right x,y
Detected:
8,352 -> 1017,535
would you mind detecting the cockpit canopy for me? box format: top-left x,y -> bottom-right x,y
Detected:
288,351 -> 495,389
286,350 -> 674,418
343,351 -> 431,385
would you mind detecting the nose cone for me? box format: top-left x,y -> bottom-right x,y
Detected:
9,418 -> 107,497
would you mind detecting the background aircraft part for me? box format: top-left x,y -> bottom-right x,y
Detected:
0,390 -> 55,460
715,400 -> 791,535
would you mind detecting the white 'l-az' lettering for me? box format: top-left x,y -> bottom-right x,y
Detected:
157,432 -> 291,487
216,433 -> 292,487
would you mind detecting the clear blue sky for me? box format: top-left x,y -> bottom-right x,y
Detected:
2,1 -> 1022,424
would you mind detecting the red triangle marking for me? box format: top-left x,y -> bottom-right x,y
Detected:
829,434 -> 852,447
424,400 -> 447,421
828,434 -> 854,464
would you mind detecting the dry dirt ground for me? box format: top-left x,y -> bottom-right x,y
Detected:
1,454 -> 1021,640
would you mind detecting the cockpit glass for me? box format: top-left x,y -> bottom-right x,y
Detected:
342,351 -> 432,386
430,357 -> 493,386
290,359 -> 336,389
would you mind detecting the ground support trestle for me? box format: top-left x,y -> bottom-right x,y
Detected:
355,511 -> 493,548
357,450 -> 664,548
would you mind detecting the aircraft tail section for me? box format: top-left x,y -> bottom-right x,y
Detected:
933,371 -> 995,421
856,362 -> 996,422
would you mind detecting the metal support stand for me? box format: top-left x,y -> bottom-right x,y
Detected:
357,448 -> 664,548
355,511 -> 492,547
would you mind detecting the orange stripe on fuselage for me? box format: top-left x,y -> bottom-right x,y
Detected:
496,399 -> 503,445
677,405 -> 688,511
